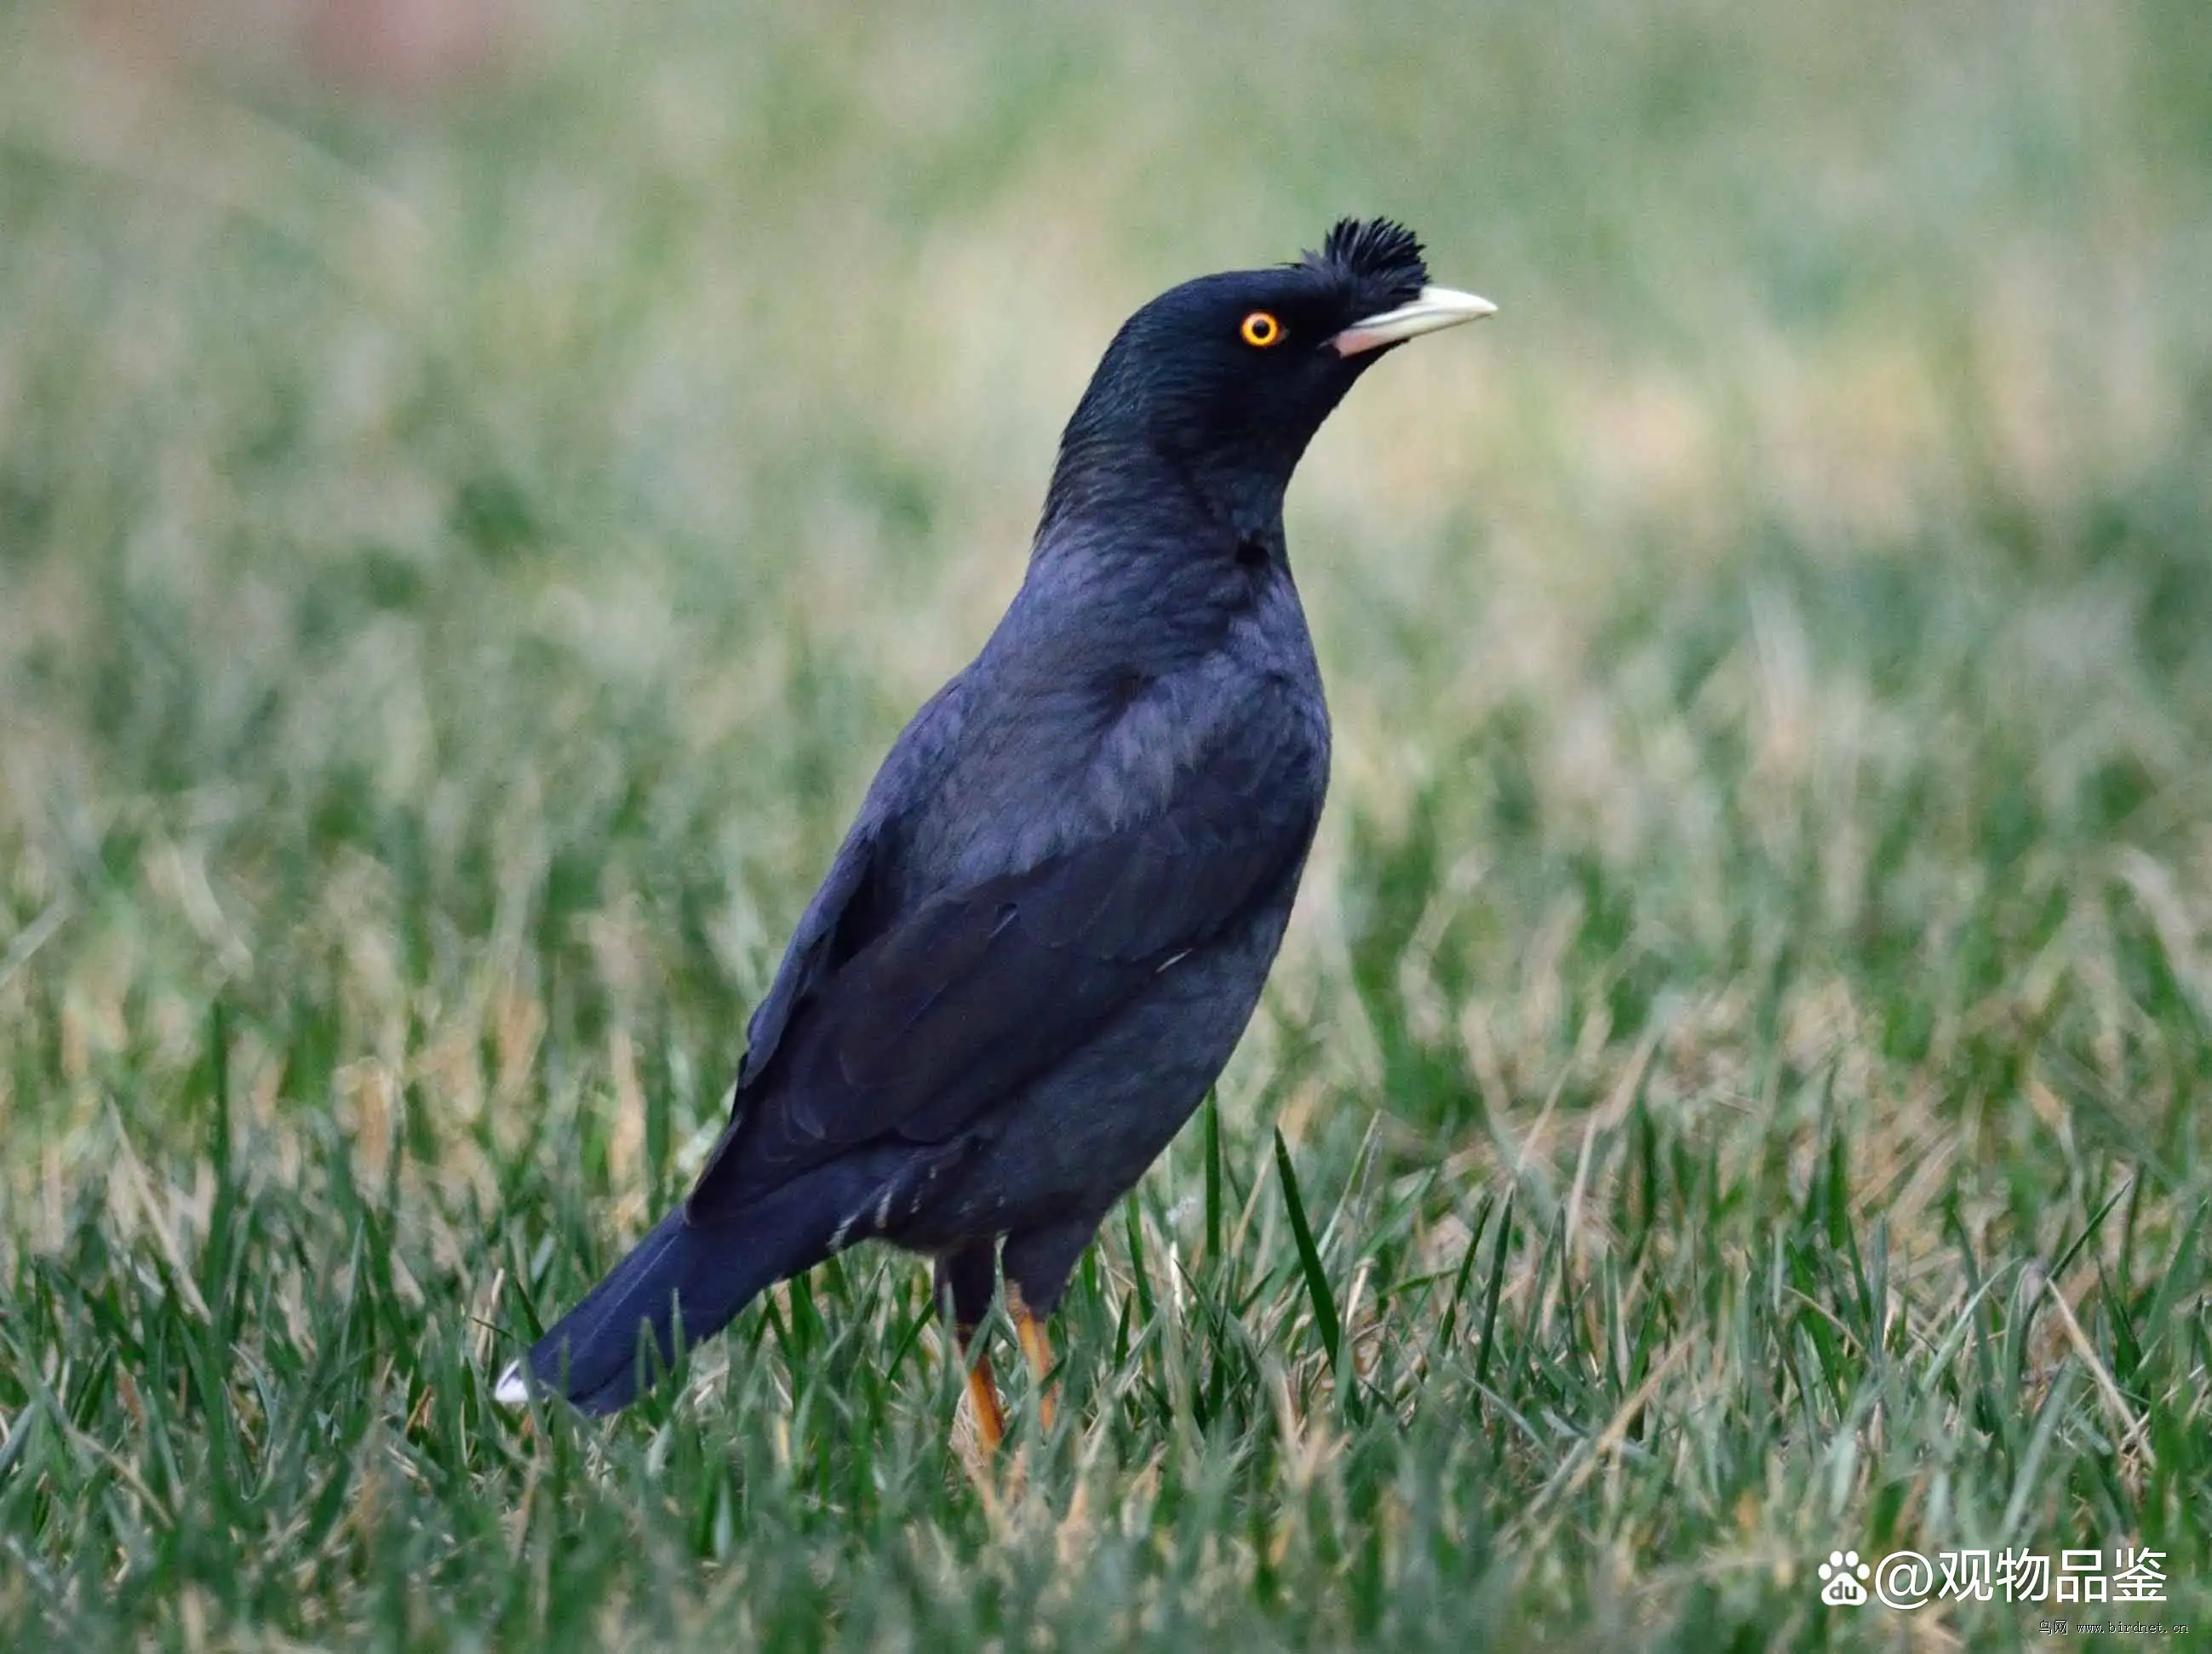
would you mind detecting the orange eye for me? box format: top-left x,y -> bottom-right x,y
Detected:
1240,311 -> 1283,347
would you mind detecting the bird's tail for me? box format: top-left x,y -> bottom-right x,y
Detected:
501,1175 -> 846,1416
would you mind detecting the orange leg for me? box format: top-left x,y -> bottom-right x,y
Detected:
1011,1291 -> 1057,1432
961,1340 -> 1006,1454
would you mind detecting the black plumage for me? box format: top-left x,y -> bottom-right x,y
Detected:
501,219 -> 1493,1419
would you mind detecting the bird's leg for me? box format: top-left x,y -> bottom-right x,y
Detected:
936,1245 -> 1006,1457
961,1335 -> 1006,1453
1003,1222 -> 1090,1435
1009,1287 -> 1057,1432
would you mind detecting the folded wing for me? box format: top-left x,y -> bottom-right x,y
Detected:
687,706 -> 1321,1220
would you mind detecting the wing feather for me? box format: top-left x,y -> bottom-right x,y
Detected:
687,704 -> 1319,1219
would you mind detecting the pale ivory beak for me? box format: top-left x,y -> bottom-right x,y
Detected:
1330,285 -> 1498,357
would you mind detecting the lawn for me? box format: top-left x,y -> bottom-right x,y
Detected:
3,0 -> 2210,1647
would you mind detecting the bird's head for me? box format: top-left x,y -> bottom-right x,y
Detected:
1043,218 -> 1494,536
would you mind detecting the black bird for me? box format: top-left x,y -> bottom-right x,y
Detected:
497,219 -> 1493,1434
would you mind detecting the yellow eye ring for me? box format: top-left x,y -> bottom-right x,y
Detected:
1240,311 -> 1284,347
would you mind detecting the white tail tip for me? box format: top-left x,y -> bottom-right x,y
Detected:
492,1361 -> 530,1409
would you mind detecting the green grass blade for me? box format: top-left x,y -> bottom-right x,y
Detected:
1273,1129 -> 1340,1379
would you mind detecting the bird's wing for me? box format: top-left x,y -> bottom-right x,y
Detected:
686,699 -> 1321,1219
719,674 -> 971,1103
727,819 -> 882,1094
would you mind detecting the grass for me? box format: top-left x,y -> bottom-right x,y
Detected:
3,0 -> 2211,1645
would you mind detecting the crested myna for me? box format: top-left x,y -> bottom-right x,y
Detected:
498,219 -> 1493,1441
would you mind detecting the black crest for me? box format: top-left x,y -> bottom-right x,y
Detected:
1300,218 -> 1430,308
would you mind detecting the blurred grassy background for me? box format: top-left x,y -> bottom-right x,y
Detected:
3,0 -> 2210,1647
